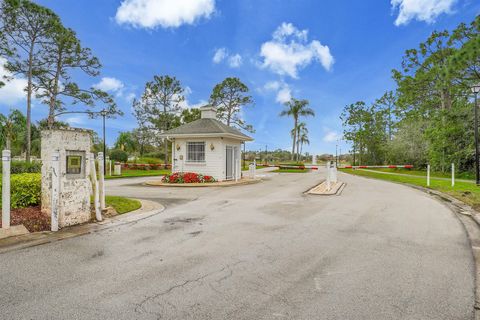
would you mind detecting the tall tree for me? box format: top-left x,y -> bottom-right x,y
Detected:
0,109 -> 25,151
374,91 -> 396,141
133,75 -> 185,164
280,98 -> 315,161
180,107 -> 201,124
0,0 -> 60,162
35,26 -> 119,127
210,77 -> 254,132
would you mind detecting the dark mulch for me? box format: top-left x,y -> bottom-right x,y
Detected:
0,206 -> 50,232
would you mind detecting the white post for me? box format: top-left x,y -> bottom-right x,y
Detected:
2,150 -> 11,229
106,156 -> 111,177
51,151 -> 60,232
90,153 -> 102,222
427,164 -> 431,187
98,152 -> 106,210
451,163 -> 455,187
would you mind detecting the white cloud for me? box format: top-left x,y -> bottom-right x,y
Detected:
323,130 -> 340,142
93,77 -> 124,92
115,0 -> 215,29
213,48 -> 227,63
260,22 -> 334,78
213,48 -> 243,68
263,81 -> 291,104
228,54 -> 243,68
65,116 -> 85,125
391,0 -> 457,26
0,58 -> 27,105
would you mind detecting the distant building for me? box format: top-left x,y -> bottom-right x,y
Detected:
159,106 -> 253,181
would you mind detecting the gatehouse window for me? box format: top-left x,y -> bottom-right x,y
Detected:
186,142 -> 205,162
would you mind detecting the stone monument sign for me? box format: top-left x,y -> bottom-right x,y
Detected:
41,128 -> 92,228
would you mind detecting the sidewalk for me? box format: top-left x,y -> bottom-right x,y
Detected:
0,199 -> 164,254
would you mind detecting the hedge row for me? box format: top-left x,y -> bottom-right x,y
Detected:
0,161 -> 42,174
0,173 -> 41,208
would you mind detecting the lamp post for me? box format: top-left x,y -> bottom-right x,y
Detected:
100,109 -> 107,175
335,141 -> 338,167
473,83 -> 480,185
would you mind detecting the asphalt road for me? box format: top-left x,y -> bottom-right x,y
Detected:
0,169 -> 475,319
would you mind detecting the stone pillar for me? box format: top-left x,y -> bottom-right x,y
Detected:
114,163 -> 121,176
41,129 -> 92,228
2,150 -> 11,229
89,153 -> 102,222
51,151 -> 60,232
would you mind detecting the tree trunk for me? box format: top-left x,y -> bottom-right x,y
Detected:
26,46 -> 34,163
291,118 -> 297,161
6,137 -> 11,150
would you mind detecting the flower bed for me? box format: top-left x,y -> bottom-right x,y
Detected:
162,172 -> 215,184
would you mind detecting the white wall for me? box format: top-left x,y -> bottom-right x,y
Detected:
172,137 -> 242,181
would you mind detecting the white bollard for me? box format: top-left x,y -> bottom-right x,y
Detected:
51,151 -> 60,232
249,162 -> 256,179
98,152 -> 106,210
2,150 -> 11,229
106,156 -> 111,177
451,163 -> 455,187
427,164 -> 431,187
90,153 -> 102,222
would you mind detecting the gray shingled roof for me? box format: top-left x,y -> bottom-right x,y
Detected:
158,118 -> 253,141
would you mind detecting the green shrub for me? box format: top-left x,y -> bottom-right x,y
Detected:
0,161 -> 42,174
0,173 -> 41,208
143,152 -> 163,159
109,149 -> 128,163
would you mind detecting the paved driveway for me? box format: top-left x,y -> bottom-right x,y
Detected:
0,169 -> 474,319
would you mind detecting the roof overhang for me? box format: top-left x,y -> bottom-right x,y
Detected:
159,133 -> 254,141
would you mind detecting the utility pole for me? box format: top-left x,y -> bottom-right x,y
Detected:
265,145 -> 268,165
335,142 -> 338,167
473,84 -> 480,186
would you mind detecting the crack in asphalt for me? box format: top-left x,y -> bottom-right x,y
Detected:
134,260 -> 245,317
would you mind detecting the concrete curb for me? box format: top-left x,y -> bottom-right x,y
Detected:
0,199 -> 165,255
344,172 -> 480,318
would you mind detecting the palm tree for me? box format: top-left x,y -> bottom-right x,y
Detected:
299,132 -> 310,160
295,122 -> 308,160
280,98 -> 315,160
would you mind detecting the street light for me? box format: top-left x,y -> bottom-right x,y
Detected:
100,109 -> 108,175
472,83 -> 480,185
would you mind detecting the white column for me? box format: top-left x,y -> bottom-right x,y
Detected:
427,164 -> 431,187
106,156 -> 111,177
90,153 -> 102,222
51,151 -> 60,232
451,163 -> 455,187
98,152 -> 106,210
2,150 -> 11,229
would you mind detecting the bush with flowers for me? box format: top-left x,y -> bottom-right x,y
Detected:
162,172 -> 216,184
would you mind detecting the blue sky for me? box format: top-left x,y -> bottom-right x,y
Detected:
0,0 -> 479,154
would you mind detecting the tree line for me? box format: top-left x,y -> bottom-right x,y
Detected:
0,0 -> 121,162
341,16 -> 479,172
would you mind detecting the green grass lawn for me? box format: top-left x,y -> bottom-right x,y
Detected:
272,168 -> 309,173
105,169 -> 170,179
341,168 -> 480,210
105,196 -> 142,214
366,167 -> 475,180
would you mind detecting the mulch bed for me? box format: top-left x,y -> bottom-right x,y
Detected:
0,206 -> 50,232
